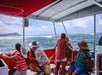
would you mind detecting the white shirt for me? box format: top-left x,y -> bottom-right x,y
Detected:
34,48 -> 49,66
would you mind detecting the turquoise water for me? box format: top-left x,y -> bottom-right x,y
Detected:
0,33 -> 102,53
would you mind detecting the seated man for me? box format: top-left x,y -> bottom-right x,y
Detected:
27,41 -> 51,75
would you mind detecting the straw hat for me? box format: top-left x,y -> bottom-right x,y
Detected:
78,40 -> 89,50
29,41 -> 39,48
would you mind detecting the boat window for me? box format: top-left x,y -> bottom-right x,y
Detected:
0,14 -> 23,53
25,19 -> 56,49
96,13 -> 102,46
63,15 -> 94,51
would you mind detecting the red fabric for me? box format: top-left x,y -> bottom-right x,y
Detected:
0,0 -> 56,17
0,55 -> 15,69
44,48 -> 55,64
55,39 -> 68,60
27,49 -> 38,65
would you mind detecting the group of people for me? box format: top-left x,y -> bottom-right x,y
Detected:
54,33 -> 94,75
0,41 -> 51,75
0,33 -> 95,75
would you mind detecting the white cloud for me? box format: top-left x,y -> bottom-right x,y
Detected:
98,19 -> 102,25
65,16 -> 93,28
0,15 -> 23,34
25,26 -> 34,31
40,26 -> 49,31
0,15 -> 22,27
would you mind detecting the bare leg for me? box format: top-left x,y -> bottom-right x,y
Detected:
61,61 -> 67,75
72,71 -> 78,75
68,68 -> 73,75
54,62 -> 60,75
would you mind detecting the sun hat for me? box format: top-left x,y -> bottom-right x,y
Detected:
78,40 -> 89,50
29,41 -> 39,48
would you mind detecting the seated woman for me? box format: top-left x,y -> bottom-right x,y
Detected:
27,41 -> 51,75
1,43 -> 27,75
68,40 -> 93,75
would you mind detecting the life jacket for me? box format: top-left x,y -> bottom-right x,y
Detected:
27,48 -> 41,72
27,48 -> 38,65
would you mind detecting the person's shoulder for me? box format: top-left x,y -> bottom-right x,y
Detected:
27,48 -> 32,54
84,50 -> 89,54
58,39 -> 61,41
12,50 -> 18,53
28,48 -> 32,51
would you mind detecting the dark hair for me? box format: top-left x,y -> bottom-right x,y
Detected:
99,36 -> 102,45
61,33 -> 66,39
15,43 -> 21,51
32,41 -> 37,45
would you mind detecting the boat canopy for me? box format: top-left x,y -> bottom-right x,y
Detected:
0,0 -> 102,22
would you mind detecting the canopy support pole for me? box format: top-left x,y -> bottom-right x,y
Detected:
62,21 -> 68,35
89,0 -> 102,8
62,21 -> 74,61
62,21 -> 73,45
22,18 -> 25,47
53,22 -> 57,40
94,14 -> 96,73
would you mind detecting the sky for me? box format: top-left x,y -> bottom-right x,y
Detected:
0,14 -> 102,36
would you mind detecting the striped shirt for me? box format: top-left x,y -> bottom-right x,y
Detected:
13,50 -> 27,71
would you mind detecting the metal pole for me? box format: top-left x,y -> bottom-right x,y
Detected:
22,18 -> 25,47
89,0 -> 102,8
94,14 -> 96,72
62,21 -> 74,61
53,22 -> 57,40
62,21 -> 68,35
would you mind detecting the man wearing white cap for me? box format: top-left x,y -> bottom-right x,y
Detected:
27,41 -> 51,75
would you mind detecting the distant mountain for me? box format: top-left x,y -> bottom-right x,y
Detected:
0,32 -> 21,36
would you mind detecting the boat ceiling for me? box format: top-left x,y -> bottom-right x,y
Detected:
0,0 -> 102,22
0,0 -> 56,17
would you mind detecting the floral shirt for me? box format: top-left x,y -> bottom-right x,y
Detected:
74,50 -> 93,68
34,48 -> 49,66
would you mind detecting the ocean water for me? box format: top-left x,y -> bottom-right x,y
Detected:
0,33 -> 102,53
